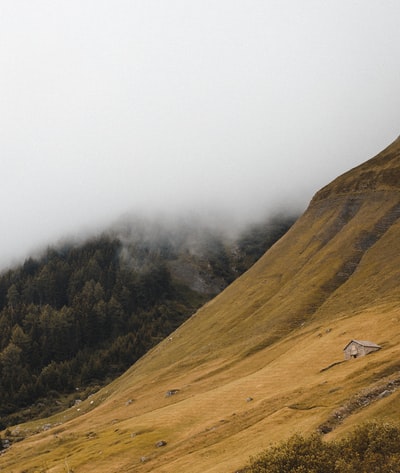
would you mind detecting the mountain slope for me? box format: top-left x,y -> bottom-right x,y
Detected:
2,137 -> 400,473
0,214 -> 295,427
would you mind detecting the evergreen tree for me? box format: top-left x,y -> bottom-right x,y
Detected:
0,215 -> 295,424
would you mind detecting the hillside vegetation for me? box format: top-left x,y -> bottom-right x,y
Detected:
0,214 -> 295,427
1,137 -> 400,473
246,421 -> 400,473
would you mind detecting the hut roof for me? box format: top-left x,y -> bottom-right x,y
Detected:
343,340 -> 381,351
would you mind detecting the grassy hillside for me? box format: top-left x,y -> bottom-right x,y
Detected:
1,137 -> 400,472
0,214 -> 295,428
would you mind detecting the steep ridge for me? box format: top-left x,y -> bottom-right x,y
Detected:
1,137 -> 400,473
314,135 -> 400,199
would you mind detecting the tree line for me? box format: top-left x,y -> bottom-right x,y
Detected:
0,214 -> 296,427
0,235 -> 205,425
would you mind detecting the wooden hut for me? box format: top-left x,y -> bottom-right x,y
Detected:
343,340 -> 381,360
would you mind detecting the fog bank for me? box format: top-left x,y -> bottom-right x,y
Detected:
1,1 -> 400,269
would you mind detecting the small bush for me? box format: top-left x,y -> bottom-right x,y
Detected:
246,421 -> 400,473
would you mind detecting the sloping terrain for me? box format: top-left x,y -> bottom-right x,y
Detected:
0,213 -> 295,428
1,136 -> 400,473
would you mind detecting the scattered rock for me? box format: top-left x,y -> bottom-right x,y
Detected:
165,389 -> 180,397
125,399 -> 133,406
246,397 -> 253,402
155,440 -> 167,448
318,424 -> 332,434
318,376 -> 400,435
1,439 -> 10,450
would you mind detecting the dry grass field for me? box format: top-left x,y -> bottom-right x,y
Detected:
1,137 -> 400,472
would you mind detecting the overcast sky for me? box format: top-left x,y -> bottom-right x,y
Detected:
1,1 -> 400,268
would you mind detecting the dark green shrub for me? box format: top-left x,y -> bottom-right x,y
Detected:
246,421 -> 400,473
248,433 -> 337,473
336,421 -> 400,473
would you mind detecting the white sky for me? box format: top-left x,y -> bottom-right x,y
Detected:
1,0 -> 400,268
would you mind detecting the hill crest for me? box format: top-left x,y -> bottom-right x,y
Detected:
313,135 -> 400,202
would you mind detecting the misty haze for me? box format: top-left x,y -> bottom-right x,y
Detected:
1,1 -> 399,269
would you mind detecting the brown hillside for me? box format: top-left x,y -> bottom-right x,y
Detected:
314,135 -> 400,200
2,136 -> 400,473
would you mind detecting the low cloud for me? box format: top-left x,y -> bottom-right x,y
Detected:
1,1 -> 400,269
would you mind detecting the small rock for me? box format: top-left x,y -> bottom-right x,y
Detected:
318,425 -> 332,434
1,439 -> 10,449
246,397 -> 253,402
155,440 -> 167,448
165,389 -> 180,397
